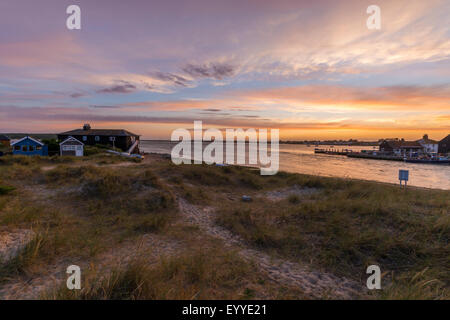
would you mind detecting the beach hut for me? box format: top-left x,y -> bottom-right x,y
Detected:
60,136 -> 84,157
11,136 -> 48,156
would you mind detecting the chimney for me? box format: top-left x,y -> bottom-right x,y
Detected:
83,124 -> 91,131
423,134 -> 428,140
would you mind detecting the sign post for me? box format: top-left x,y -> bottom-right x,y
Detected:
399,169 -> 409,188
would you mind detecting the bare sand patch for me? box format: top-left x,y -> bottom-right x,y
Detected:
0,229 -> 35,263
265,185 -> 318,201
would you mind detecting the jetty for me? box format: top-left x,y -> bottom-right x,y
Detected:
314,148 -> 353,156
314,148 -> 449,164
346,152 -> 403,161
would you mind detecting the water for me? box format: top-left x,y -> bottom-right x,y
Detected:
140,140 -> 450,190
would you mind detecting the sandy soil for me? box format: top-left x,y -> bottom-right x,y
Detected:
264,185 -> 318,201
0,229 -> 35,263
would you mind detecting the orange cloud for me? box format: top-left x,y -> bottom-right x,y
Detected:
236,85 -> 450,111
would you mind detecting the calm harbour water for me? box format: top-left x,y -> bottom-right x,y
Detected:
141,140 -> 450,190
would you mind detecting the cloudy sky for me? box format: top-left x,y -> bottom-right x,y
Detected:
0,0 -> 449,140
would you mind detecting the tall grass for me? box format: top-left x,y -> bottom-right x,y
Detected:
0,233 -> 47,283
45,249 -> 264,300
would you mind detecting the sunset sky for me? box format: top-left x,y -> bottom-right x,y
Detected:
0,0 -> 449,140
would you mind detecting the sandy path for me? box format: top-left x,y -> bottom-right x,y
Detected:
178,198 -> 365,299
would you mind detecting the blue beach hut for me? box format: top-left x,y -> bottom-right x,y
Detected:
11,136 -> 48,156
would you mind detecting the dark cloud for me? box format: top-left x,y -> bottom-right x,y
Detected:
89,105 -> 121,109
182,62 -> 236,80
150,71 -> 191,87
198,112 -> 231,116
143,83 -> 155,90
97,81 -> 136,94
70,92 -> 85,98
203,108 -> 222,112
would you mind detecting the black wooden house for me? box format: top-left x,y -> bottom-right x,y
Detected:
438,134 -> 450,154
58,124 -> 140,153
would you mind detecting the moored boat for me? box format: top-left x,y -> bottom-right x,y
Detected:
404,158 -> 450,164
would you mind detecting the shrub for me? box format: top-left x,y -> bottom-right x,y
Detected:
288,194 -> 300,204
0,185 -> 15,195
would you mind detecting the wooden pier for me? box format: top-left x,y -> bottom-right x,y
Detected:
314,148 -> 404,161
314,148 -> 353,156
346,153 -> 403,161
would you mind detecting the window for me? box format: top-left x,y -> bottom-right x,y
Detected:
22,145 -> 28,152
82,136 -> 87,141
36,146 -> 42,150
95,136 -> 100,142
29,146 -> 35,152
14,146 -> 20,151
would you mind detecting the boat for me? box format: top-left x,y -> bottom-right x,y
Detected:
404,158 -> 450,164
347,152 -> 404,161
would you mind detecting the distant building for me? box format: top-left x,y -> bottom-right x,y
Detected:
0,135 -> 10,147
416,134 -> 439,154
438,134 -> 450,154
60,136 -> 84,157
58,124 -> 140,153
379,139 -> 423,157
11,136 -> 48,156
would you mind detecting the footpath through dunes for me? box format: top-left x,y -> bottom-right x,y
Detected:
177,198 -> 365,299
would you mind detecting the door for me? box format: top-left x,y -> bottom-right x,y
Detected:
63,150 -> 76,156
75,146 -> 83,157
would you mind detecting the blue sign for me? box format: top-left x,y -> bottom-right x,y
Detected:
399,169 -> 409,181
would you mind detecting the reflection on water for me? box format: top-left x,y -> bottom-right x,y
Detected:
141,140 -> 450,190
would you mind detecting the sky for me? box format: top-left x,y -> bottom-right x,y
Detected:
0,0 -> 449,140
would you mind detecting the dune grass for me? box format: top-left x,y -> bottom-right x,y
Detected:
44,247 -> 305,300
213,175 -> 449,299
0,154 -> 448,299
0,233 -> 47,283
0,156 -> 176,286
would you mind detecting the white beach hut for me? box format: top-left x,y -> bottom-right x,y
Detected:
60,136 -> 84,157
